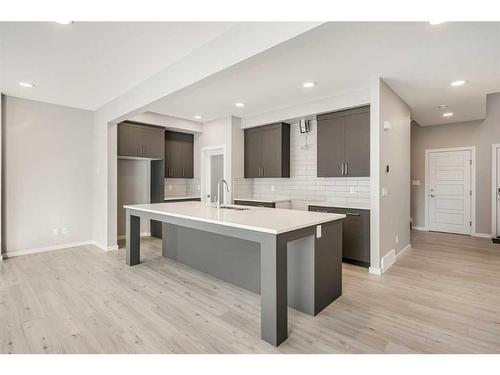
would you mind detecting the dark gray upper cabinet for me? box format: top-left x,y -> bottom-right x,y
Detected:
317,106 -> 370,177
118,122 -> 165,159
165,130 -> 194,178
244,122 -> 290,178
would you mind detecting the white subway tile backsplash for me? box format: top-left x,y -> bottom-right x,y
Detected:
233,122 -> 370,209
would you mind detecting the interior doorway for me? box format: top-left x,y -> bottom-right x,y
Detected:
201,145 -> 227,205
425,147 -> 475,235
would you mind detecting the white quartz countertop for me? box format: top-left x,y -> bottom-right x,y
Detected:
124,202 -> 344,235
307,202 -> 370,210
164,196 -> 200,201
233,198 -> 291,204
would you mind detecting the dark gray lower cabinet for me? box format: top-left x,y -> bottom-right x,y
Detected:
234,199 -> 275,208
309,205 -> 370,267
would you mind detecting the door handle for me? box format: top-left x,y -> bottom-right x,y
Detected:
430,194 -> 436,198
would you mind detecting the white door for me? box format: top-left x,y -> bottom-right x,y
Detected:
428,150 -> 472,234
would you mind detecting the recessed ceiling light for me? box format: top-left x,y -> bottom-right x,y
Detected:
19,82 -> 35,88
451,80 -> 467,87
193,115 -> 202,120
55,21 -> 73,25
437,104 -> 448,109
442,112 -> 454,117
429,21 -> 445,25
235,102 -> 245,108
302,81 -> 316,88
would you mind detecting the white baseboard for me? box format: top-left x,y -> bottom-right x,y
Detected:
4,241 -> 93,258
369,243 -> 411,276
381,249 -> 396,273
117,232 -> 151,240
412,226 -> 429,231
396,243 -> 412,259
472,232 -> 492,239
91,241 -> 119,252
368,267 -> 382,275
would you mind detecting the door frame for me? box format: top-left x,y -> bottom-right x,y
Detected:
200,144 -> 228,205
492,144 -> 500,238
424,146 -> 476,234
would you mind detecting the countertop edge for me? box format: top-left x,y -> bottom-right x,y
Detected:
124,205 -> 345,235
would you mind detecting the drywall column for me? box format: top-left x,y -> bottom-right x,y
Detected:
369,78 -> 412,275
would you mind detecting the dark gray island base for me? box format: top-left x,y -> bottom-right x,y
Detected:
125,203 -> 344,346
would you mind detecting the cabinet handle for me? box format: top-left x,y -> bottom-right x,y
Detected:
346,212 -> 361,216
261,167 -> 264,177
346,162 -> 348,175
341,162 -> 345,175
182,168 -> 185,177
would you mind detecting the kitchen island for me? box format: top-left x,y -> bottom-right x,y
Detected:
124,201 -> 344,346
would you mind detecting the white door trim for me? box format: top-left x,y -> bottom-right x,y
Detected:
424,146 -> 476,234
200,144 -> 227,205
492,144 -> 500,238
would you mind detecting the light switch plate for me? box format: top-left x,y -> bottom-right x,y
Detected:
382,187 -> 389,197
383,120 -> 392,130
168,185 -> 172,191
412,180 -> 421,186
271,185 -> 275,192
316,225 -> 322,238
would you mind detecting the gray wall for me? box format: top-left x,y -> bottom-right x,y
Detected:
117,159 -> 151,237
378,80 -> 411,258
411,92 -> 500,234
3,96 -> 93,254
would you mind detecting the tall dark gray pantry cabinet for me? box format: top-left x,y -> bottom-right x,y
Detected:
118,122 -> 165,238
244,122 -> 290,178
317,106 -> 370,177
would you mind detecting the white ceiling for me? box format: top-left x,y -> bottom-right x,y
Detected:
144,22 -> 500,126
0,22 -> 235,110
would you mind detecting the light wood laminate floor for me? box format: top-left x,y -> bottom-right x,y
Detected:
1,231 -> 499,353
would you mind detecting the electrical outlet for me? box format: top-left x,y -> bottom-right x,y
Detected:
350,186 -> 356,194
382,187 -> 389,197
271,185 -> 275,192
168,185 -> 172,191
62,227 -> 68,235
52,228 -> 59,236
